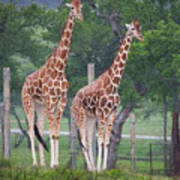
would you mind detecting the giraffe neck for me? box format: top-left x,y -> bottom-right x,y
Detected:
54,11 -> 75,72
108,34 -> 132,87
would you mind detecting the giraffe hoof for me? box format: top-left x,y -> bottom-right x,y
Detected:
54,165 -> 59,169
89,168 -> 96,172
40,164 -> 46,168
33,164 -> 38,169
50,165 -> 59,169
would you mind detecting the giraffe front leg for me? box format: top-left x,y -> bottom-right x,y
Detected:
102,111 -> 117,170
54,96 -> 67,168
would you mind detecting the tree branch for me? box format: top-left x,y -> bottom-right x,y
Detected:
89,0 -> 123,42
11,106 -> 31,148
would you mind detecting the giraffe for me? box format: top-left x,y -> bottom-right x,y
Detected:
21,0 -> 83,168
71,19 -> 144,171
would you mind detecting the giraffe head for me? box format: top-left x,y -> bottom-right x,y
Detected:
125,19 -> 144,42
66,0 -> 83,21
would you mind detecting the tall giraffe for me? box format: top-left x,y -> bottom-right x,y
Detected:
71,20 -> 144,171
22,0 -> 83,168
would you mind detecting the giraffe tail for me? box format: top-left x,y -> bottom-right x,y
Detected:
76,128 -> 85,149
34,124 -> 49,152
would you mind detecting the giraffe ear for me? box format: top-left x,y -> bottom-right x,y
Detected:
65,3 -> 73,8
125,24 -> 130,29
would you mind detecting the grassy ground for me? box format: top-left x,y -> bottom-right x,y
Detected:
0,133 -> 171,176
0,104 -> 173,179
0,159 -> 177,180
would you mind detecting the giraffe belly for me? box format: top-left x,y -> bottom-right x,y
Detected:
33,95 -> 44,104
85,106 -> 96,117
82,95 -> 97,117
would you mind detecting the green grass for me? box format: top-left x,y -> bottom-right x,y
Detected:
122,108 -> 172,137
0,159 -> 176,180
0,133 -> 171,176
2,104 -> 173,179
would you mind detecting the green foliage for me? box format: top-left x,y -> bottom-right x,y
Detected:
0,0 -> 179,112
125,17 -> 180,108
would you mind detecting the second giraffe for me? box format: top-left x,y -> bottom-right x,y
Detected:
71,20 -> 144,171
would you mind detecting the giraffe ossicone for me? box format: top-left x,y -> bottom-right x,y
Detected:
71,19 -> 144,172
22,0 -> 83,168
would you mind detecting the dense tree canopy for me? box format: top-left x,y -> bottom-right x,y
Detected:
0,0 -> 179,110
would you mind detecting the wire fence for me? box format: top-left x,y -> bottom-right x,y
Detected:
0,96 -> 174,176
0,68 -> 176,176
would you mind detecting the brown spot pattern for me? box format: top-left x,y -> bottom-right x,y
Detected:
119,61 -> 124,68
125,45 -> 129,51
40,69 -> 45,78
34,81 -> 38,87
44,76 -> 49,83
50,89 -> 55,96
64,39 -> 69,47
42,86 -> 48,94
51,71 -> 57,79
103,76 -> 110,88
61,49 -> 67,59
101,97 -> 107,107
122,53 -> 126,61
113,77 -> 120,84
62,81 -> 68,89
122,40 -> 126,46
48,80 -> 53,87
119,48 -> 123,54
66,31 -> 70,38
56,88 -> 61,95
54,81 -> 60,86
97,90 -> 104,97
106,85 -> 112,94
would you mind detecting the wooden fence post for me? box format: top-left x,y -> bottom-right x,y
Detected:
87,63 -> 96,164
149,143 -> 153,175
1,67 -> 10,159
0,102 -> 4,156
70,111 -> 77,168
130,113 -> 136,172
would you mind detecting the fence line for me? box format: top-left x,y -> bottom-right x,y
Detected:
1,67 -> 10,159
1,128 -> 171,141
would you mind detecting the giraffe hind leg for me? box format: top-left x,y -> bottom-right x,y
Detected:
72,106 -> 93,171
86,116 -> 96,171
35,103 -> 47,167
97,114 -> 106,172
22,88 -> 37,167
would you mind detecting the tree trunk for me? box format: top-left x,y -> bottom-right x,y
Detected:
172,112 -> 180,176
163,97 -> 168,175
11,107 -> 31,148
107,103 -> 133,169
